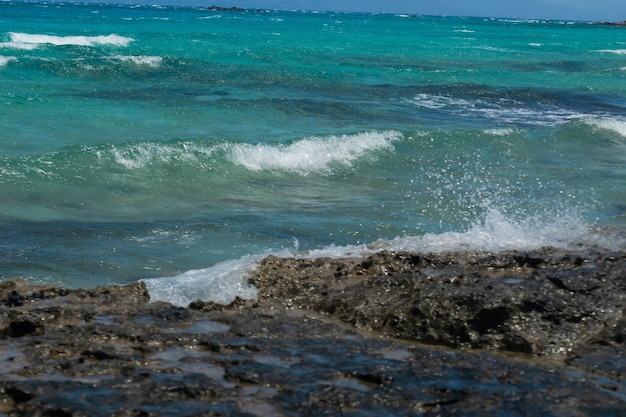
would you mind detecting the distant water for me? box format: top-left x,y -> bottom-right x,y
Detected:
1,2 -> 625,305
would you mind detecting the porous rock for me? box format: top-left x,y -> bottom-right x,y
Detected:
0,248 -> 624,416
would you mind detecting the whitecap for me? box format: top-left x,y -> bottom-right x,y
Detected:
483,128 -> 516,136
109,55 -> 163,67
409,93 -> 589,126
305,207 -> 610,258
593,49 -> 626,55
585,118 -> 626,137
474,45 -> 515,53
4,32 -> 134,48
0,41 -> 39,50
227,130 -> 400,175
0,55 -> 17,67
108,141 -> 214,169
379,208 -> 594,253
411,93 -> 470,109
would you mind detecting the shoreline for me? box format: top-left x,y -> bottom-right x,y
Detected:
1,247 -> 625,415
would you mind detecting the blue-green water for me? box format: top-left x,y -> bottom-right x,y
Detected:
1,2 -> 625,305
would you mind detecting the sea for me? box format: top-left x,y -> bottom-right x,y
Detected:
1,1 -> 625,306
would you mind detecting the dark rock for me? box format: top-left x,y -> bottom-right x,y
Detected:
207,5 -> 265,12
250,249 -> 626,355
3,319 -> 43,338
207,5 -> 243,11
598,20 -> 626,26
0,247 -> 625,416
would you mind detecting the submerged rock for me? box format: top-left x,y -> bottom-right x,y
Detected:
0,247 -> 624,416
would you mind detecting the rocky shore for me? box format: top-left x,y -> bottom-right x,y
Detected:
1,248 -> 625,416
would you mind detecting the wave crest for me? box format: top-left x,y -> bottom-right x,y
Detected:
227,131 -> 400,174
3,32 -> 133,48
0,55 -> 16,66
107,142 -> 214,169
109,55 -> 163,67
586,118 -> 626,137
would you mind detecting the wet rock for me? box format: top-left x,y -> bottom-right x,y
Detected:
0,247 -> 625,416
250,249 -> 626,355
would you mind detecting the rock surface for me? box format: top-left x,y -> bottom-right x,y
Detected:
1,248 -> 625,416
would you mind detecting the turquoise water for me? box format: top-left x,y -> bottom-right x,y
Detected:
1,2 -> 625,304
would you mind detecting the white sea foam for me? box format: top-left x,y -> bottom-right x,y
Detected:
474,45 -> 514,53
410,93 -> 588,126
0,55 -> 16,67
0,41 -> 39,50
107,132 -> 398,173
143,255 -> 261,307
227,131 -> 400,175
483,128 -> 516,136
594,49 -> 626,55
304,208 -> 610,258
110,55 -> 163,67
411,93 -> 472,109
586,118 -> 626,137
378,209 -> 594,253
3,32 -> 133,48
107,142 -> 214,169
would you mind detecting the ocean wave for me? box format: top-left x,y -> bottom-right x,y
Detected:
594,49 -> 626,55
0,55 -> 17,67
306,208 -> 614,257
109,55 -> 164,67
2,32 -> 133,48
585,118 -> 626,137
473,45 -> 515,53
0,42 -> 38,51
227,131 -> 400,175
101,131 -> 400,175
379,209 -> 595,253
107,141 -> 215,169
409,93 -> 590,126
0,131 -> 399,188
483,128 -> 517,136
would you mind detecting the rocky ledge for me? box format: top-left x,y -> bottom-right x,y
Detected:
207,5 -> 266,12
0,248 -> 625,416
598,20 -> 626,26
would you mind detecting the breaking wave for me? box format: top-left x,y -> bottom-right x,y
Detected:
105,131 -> 400,175
1,32 -> 133,49
227,131 -> 400,175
